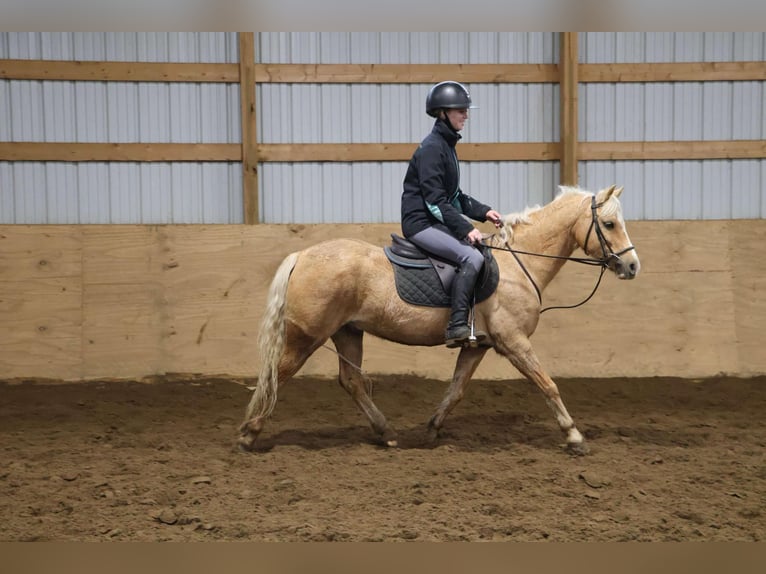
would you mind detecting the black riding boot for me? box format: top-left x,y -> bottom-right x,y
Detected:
444,265 -> 487,348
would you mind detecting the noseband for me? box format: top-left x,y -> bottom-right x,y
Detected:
584,196 -> 636,269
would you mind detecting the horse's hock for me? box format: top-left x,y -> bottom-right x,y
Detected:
0,220 -> 764,382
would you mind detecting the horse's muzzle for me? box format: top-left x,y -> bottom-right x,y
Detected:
607,251 -> 640,280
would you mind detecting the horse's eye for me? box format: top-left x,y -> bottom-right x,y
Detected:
602,221 -> 615,230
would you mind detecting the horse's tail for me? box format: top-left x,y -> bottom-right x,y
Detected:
244,251 -> 299,424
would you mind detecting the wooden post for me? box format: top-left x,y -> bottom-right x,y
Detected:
559,32 -> 579,187
239,32 -> 259,224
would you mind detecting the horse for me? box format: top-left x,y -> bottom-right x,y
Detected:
238,184 -> 640,455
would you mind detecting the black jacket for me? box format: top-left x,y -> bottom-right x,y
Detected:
401,119 -> 491,239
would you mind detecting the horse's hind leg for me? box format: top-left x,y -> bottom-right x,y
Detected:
239,323 -> 324,450
332,325 -> 397,447
427,346 -> 489,441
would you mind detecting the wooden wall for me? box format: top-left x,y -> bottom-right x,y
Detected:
1,220 -> 764,382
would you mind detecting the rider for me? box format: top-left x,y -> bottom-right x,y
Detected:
401,81 -> 504,348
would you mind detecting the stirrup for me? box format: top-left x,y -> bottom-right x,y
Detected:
445,328 -> 487,349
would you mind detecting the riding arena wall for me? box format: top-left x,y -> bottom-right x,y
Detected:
1,33 -> 765,383
1,219 -> 763,382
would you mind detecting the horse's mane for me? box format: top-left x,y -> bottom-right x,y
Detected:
497,185 -> 615,245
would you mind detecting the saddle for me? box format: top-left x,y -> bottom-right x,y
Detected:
384,234 -> 499,308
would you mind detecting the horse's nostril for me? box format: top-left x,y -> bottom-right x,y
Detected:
629,262 -> 636,272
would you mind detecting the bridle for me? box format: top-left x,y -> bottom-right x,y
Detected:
485,195 -> 635,314
583,195 -> 636,273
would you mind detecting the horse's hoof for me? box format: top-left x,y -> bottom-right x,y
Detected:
566,440 -> 590,456
237,434 -> 256,453
377,429 -> 398,448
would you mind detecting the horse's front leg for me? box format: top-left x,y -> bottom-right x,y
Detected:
497,336 -> 589,455
427,346 -> 489,441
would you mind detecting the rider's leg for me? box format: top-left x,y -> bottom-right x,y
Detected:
444,263 -> 484,347
407,226 -> 485,347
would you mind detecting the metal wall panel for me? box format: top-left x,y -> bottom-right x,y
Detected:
255,32 -> 560,223
0,32 -> 239,62
259,161 -> 559,224
264,81 -> 548,145
3,33 -> 764,224
579,32 -> 766,220
0,161 -> 243,224
0,32 -> 241,224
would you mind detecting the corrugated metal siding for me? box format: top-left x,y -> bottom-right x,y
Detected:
2,32 -> 764,224
0,32 -> 239,62
0,32 -> 242,224
257,32 -> 559,223
0,161 -> 242,224
579,32 -> 766,220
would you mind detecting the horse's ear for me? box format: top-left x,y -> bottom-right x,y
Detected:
614,186 -> 624,198
597,184 -> 617,203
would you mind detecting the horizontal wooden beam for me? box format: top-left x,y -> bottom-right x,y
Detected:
3,59 -> 765,86
0,60 -> 557,84
256,142 -> 560,162
0,141 -> 557,163
579,140 -> 766,160
0,60 -> 239,83
580,61 -> 766,83
3,59 -> 764,86
459,143 -> 560,161
254,63 -> 559,84
3,140 -> 764,163
256,143 -> 414,162
0,142 -> 241,162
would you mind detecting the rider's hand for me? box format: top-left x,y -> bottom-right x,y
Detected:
466,228 -> 483,245
485,209 -> 504,228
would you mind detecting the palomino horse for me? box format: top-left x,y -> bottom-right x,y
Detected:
239,185 -> 640,454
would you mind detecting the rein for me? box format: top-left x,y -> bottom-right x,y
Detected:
485,196 -> 635,314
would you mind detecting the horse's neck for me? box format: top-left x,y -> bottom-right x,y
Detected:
508,197 -> 582,291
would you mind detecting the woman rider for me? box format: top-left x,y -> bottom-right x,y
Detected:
401,81 -> 504,348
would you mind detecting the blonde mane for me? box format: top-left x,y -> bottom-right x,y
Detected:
497,185 -> 620,245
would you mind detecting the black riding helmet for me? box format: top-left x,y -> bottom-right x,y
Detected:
425,81 -> 477,117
